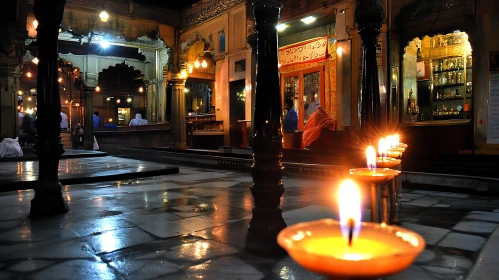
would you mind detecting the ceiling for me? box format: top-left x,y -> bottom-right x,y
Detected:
135,0 -> 201,12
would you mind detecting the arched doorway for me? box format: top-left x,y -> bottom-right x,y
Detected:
97,63 -> 146,126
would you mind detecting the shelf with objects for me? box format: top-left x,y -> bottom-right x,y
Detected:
186,113 -> 224,149
404,31 -> 472,123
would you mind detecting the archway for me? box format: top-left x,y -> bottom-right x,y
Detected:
97,63 -> 146,126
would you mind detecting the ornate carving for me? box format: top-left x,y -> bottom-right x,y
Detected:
180,32 -> 215,55
180,0 -> 245,31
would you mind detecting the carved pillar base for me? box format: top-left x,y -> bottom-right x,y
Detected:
171,77 -> 187,148
83,87 -> 94,150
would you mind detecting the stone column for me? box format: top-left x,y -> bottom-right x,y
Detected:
245,0 -> 286,256
355,0 -> 384,138
83,86 -> 94,150
0,67 -> 21,139
0,0 -> 27,140
30,0 -> 68,216
171,77 -> 187,149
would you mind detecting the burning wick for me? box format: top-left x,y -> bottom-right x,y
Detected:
348,218 -> 355,246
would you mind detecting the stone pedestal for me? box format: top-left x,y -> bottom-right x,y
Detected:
31,0 -> 68,216
245,0 -> 286,256
355,0 -> 384,138
83,87 -> 94,150
171,77 -> 187,148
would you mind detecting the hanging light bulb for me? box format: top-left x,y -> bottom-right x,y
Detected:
106,97 -> 111,102
27,97 -> 32,101
194,60 -> 200,68
127,97 -> 132,103
201,60 -> 208,68
26,71 -> 32,78
18,90 -> 23,96
138,87 -> 144,93
65,100 -> 69,104
58,77 -> 63,83
100,11 -> 109,22
95,86 -> 101,92
116,98 -> 121,104
32,57 -> 39,65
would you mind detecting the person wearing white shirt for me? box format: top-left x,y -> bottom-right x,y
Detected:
60,112 -> 69,131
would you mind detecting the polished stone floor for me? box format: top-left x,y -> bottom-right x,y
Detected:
0,156 -> 179,190
0,165 -> 498,279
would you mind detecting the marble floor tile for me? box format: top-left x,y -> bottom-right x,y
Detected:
33,259 -> 118,280
164,240 -> 238,262
185,256 -> 265,280
7,260 -> 54,272
415,249 -> 436,263
84,227 -> 155,254
438,232 -> 486,252
387,265 -> 439,280
109,259 -> 180,280
412,190 -> 468,199
452,221 -> 497,234
401,223 -> 450,245
134,216 -> 226,238
404,198 -> 440,207
465,211 -> 499,223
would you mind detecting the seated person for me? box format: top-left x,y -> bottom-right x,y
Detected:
129,113 -> 149,126
303,106 -> 336,147
283,99 -> 298,133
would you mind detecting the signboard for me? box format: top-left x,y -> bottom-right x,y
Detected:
278,37 -> 328,67
486,51 -> 499,144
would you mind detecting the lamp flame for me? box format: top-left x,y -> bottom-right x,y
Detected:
338,180 -> 362,244
366,146 -> 376,171
393,134 -> 400,147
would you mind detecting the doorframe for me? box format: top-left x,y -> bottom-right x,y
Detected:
280,65 -> 325,130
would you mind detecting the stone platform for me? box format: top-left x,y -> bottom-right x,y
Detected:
0,164 -> 497,279
0,148 -> 108,162
0,156 -> 179,191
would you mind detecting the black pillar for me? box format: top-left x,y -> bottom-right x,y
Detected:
245,0 -> 286,256
355,0 -> 384,139
31,0 -> 68,216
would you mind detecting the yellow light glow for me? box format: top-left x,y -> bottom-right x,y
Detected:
201,60 -> 208,68
393,134 -> 400,147
116,99 -> 121,104
188,65 -> 193,73
18,91 -> 23,96
194,60 -> 200,68
58,77 -> 63,83
100,11 -> 109,22
301,16 -> 316,24
366,145 -> 376,170
26,72 -> 32,78
338,179 -> 361,226
27,97 -> 32,101
127,97 -> 132,103
106,97 -> 111,101
65,100 -> 69,104
33,20 -> 38,29
336,47 -> 343,57
95,86 -> 101,92
138,86 -> 144,93
108,118 -> 113,122
378,138 -> 387,158
32,57 -> 39,65
276,24 -> 288,32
